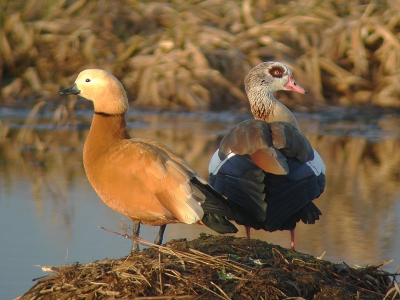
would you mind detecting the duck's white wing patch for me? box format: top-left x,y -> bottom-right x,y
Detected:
208,150 -> 236,175
306,150 -> 326,175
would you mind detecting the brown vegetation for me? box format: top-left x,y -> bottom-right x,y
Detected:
16,235 -> 399,300
1,0 -> 400,109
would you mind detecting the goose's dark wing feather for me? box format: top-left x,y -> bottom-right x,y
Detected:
209,120 -> 325,232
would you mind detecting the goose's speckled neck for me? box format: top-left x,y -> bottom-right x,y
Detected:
248,90 -> 300,130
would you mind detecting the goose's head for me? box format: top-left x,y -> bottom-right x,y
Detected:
59,69 -> 129,115
244,61 -> 307,95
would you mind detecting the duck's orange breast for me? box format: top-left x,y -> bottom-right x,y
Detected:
83,114 -> 204,226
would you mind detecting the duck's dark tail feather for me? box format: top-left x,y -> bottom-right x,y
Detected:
299,202 -> 322,224
201,213 -> 238,234
276,202 -> 322,231
191,177 -> 244,234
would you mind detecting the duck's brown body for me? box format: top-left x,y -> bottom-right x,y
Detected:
84,114 -> 176,225
59,69 -> 240,252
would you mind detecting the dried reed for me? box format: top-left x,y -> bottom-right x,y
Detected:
1,0 -> 399,109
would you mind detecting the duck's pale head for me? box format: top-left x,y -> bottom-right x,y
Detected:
244,61 -> 307,95
59,69 -> 129,115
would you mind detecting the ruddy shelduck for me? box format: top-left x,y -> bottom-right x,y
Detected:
59,69 -> 243,252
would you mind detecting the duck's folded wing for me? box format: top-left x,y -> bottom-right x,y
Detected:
270,122 -> 313,163
209,154 -> 268,226
123,139 -> 205,224
218,120 -> 313,175
132,139 -> 239,233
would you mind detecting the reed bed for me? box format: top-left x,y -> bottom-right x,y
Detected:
1,0 -> 399,109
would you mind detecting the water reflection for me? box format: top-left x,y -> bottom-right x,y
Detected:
0,108 -> 399,299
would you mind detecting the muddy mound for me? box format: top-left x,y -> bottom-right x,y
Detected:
17,235 -> 398,299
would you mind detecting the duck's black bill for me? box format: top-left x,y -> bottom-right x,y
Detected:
58,83 -> 81,95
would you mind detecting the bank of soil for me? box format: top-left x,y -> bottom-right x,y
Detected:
17,235 -> 398,299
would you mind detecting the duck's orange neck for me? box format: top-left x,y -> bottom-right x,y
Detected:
84,113 -> 130,157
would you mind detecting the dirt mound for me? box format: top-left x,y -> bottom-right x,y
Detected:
17,235 -> 399,299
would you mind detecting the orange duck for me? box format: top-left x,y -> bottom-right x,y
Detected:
208,62 -> 326,250
59,69 -> 242,252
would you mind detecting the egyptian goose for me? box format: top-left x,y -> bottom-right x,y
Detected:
58,69 -> 243,252
208,61 -> 326,250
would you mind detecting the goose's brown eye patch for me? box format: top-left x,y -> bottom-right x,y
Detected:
86,79 -> 91,82
269,66 -> 284,78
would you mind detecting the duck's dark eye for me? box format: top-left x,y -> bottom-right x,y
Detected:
268,66 -> 284,78
85,79 -> 91,82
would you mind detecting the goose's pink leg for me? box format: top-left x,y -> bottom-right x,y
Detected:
245,226 -> 251,239
290,229 -> 295,250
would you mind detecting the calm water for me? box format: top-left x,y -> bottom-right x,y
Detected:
1,106 -> 399,299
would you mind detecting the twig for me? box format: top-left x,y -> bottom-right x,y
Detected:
230,245 -> 255,255
32,275 -> 50,282
132,296 -> 194,299
335,278 -> 386,297
99,225 -> 132,239
383,285 -> 400,300
164,270 -> 225,300
123,265 -> 152,287
64,248 -> 69,264
317,251 -> 326,260
210,281 -> 231,300
395,265 -> 400,274
272,248 -> 290,264
191,282 -> 228,300
159,252 -> 163,295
